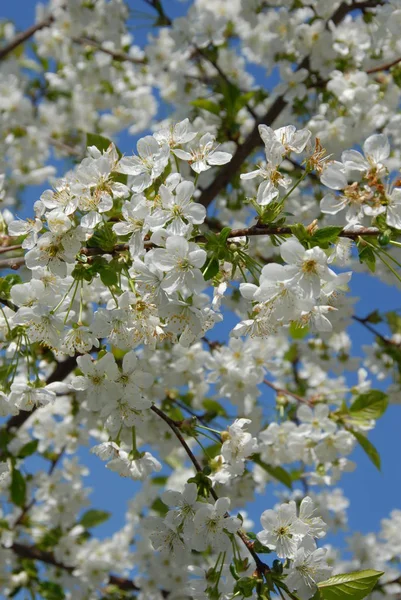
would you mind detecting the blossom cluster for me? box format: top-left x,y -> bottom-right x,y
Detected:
0,0 -> 401,598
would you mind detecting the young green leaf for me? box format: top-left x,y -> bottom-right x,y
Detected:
349,390 -> 388,421
349,429 -> 381,470
79,509 -> 111,528
10,468 -> 26,507
317,569 -> 383,600
252,455 -> 292,489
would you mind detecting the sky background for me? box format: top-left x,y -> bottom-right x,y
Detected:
1,0 -> 400,564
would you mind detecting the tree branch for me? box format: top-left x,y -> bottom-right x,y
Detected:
150,404 -> 269,575
0,14 -> 54,61
196,0 -> 384,209
10,542 -> 140,592
71,36 -> 145,65
263,379 -> 314,407
366,56 -> 401,74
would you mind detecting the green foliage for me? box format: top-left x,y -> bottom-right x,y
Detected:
252,455 -> 292,489
202,257 -> 220,280
309,226 -> 344,247
349,390 -> 388,421
17,440 -> 39,459
86,132 -> 122,158
79,509 -> 111,528
357,241 -> 376,272
315,569 -> 383,600
191,99 -> 221,116
87,223 -> 118,252
10,467 -> 26,507
38,581 -> 66,600
202,398 -> 227,417
349,429 -> 381,470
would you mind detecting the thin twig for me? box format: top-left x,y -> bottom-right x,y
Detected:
10,542 -> 140,592
71,36 -> 145,65
263,379 -> 314,407
0,244 -> 23,254
150,403 -> 270,575
352,315 -> 401,347
366,56 -> 401,74
0,14 -> 54,61
196,0 -> 384,209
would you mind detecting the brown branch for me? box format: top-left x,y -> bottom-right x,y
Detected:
6,354 -> 80,432
225,224 -> 379,240
196,0 -> 384,209
352,315 -> 401,347
71,36 -> 145,65
263,379 -> 314,407
366,56 -> 401,74
150,403 -> 269,575
0,14 -> 54,61
10,542 -> 140,592
1,226 -> 380,274
0,244 -> 22,254
0,256 -> 25,270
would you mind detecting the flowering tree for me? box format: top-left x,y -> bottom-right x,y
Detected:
0,0 -> 401,598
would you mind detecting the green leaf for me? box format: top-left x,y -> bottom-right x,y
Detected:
386,310 -> 401,334
219,227 -> 232,244
10,468 -> 26,507
202,398 -> 227,417
86,132 -> 121,158
357,244 -> 376,272
350,429 -> 381,470
364,310 -> 382,324
311,226 -> 343,247
87,223 -> 117,252
317,570 -> 383,600
289,223 -> 308,242
151,497 -> 168,516
289,322 -> 309,339
98,263 -> 119,287
38,581 -> 66,600
252,455 -> 292,489
191,98 -> 221,116
17,440 -> 39,459
349,390 -> 388,421
203,257 -> 220,281
79,509 -> 111,528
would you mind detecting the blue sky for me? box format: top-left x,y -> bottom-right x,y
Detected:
1,0 -> 400,560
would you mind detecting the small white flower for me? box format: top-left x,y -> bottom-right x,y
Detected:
257,502 -> 308,559
173,133 -> 232,174
150,236 -> 207,295
193,497 -> 241,551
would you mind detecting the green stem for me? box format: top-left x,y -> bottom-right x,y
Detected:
280,170 -> 307,204
197,424 -> 222,436
0,304 -> 12,336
